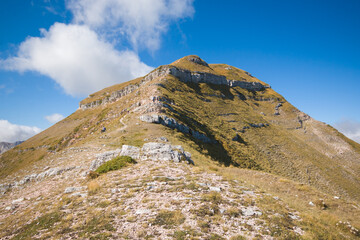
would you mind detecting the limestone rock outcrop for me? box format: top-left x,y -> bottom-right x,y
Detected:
140,114 -> 216,144
80,63 -> 269,110
89,142 -> 194,171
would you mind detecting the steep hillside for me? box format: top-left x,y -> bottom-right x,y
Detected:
0,55 -> 359,239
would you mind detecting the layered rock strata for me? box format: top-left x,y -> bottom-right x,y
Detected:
80,65 -> 269,110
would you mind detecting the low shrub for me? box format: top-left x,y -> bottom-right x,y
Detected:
88,171 -> 99,179
95,156 -> 136,174
314,199 -> 328,210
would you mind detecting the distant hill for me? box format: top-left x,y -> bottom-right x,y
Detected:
0,55 -> 359,239
0,141 -> 23,154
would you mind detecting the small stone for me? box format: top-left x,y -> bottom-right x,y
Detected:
242,207 -> 262,216
288,213 -> 300,220
64,187 -> 83,194
209,186 -> 221,192
159,136 -> 168,142
135,209 -> 151,215
147,186 -> 155,190
243,190 -> 255,195
309,201 -> 315,206
12,198 -> 24,205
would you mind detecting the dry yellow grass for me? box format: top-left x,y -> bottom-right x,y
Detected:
87,180 -> 100,194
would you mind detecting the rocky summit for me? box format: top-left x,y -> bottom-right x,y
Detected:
0,55 -> 359,239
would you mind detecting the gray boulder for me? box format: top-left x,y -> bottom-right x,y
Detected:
90,149 -> 121,171
141,143 -> 183,162
139,114 -> 161,123
120,145 -> 140,159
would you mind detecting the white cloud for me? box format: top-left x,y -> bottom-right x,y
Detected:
334,119 -> 360,143
0,120 -> 41,143
1,23 -> 153,96
66,0 -> 195,51
0,0 -> 195,97
45,113 -> 64,124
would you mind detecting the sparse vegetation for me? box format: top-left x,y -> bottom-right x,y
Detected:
152,210 -> 185,228
12,211 -> 63,240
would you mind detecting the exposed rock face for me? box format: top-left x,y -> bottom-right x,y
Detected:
131,96 -> 175,114
0,141 -> 23,154
80,64 -> 269,110
275,103 -> 283,115
120,145 -> 141,159
148,66 -> 269,91
80,84 -> 140,110
140,114 -> 216,144
89,142 -> 194,171
141,142 -> 189,162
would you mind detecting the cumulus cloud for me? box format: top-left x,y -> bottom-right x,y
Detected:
66,0 -> 195,51
334,119 -> 360,143
0,0 -> 194,96
1,23 -> 152,96
0,120 -> 41,143
45,113 -> 65,124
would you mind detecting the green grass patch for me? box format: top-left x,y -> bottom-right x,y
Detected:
95,156 -> 136,174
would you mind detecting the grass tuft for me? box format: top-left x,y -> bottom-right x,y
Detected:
152,210 -> 185,228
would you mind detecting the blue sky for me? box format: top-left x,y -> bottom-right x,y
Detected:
0,0 -> 359,143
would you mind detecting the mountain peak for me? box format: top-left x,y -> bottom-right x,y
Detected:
170,55 -> 214,73
174,55 -> 209,67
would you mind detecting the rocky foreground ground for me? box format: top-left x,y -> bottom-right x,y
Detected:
0,141 -> 305,239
